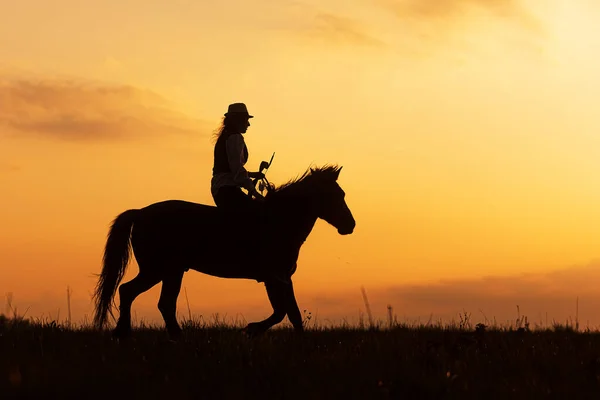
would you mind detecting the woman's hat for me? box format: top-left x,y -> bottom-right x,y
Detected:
225,103 -> 253,118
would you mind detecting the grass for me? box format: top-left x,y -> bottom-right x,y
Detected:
2,311 -> 600,400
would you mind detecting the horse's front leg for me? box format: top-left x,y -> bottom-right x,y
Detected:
245,278 -> 302,336
283,279 -> 303,332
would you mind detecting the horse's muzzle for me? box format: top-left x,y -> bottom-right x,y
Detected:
338,221 -> 355,235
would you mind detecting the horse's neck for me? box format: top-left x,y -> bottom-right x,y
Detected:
268,198 -> 317,246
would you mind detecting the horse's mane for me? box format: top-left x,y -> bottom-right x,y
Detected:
267,164 -> 341,197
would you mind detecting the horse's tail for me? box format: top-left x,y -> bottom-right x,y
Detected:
93,209 -> 139,329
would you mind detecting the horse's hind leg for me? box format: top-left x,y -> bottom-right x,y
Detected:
114,272 -> 161,338
157,270 -> 185,339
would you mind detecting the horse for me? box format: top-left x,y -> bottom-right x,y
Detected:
92,164 -> 355,338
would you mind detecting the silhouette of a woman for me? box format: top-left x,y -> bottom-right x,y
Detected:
211,103 -> 265,210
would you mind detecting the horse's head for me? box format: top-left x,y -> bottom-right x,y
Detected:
266,164 -> 356,235
307,166 -> 355,235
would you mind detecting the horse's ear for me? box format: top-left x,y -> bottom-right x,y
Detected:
310,167 -> 316,174
334,166 -> 342,180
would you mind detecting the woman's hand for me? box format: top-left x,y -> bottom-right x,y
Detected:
249,171 -> 265,180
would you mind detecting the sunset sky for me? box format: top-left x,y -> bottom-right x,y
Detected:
2,0 -> 600,328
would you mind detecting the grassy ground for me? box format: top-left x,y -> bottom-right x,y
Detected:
2,314 -> 600,399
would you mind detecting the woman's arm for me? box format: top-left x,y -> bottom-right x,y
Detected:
226,134 -> 257,193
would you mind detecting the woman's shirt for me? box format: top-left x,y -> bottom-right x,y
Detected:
211,133 -> 255,197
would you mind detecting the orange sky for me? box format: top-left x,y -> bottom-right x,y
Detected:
2,0 -> 600,327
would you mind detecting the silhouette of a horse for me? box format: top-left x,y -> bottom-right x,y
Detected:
93,165 -> 355,338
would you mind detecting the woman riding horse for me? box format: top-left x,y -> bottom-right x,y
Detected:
93,165 -> 355,339
211,103 -> 265,210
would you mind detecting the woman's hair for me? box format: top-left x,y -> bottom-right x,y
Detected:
211,115 -> 241,143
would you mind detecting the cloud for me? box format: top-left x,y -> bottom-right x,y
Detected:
382,0 -> 520,18
0,78 -> 209,142
272,5 -> 385,49
275,1 -> 545,61
305,13 -> 386,48
312,261 -> 600,327
378,0 -> 543,33
365,0 -> 547,62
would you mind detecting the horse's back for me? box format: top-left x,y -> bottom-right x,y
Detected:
137,199 -> 259,232
143,199 -> 215,212
133,200 -> 219,231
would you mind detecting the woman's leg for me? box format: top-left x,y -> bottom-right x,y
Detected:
214,186 -> 254,210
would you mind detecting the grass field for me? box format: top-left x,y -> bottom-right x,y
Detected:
2,313 -> 600,399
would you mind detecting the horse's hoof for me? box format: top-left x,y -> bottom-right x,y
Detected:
112,325 -> 132,340
167,327 -> 183,342
243,323 -> 266,338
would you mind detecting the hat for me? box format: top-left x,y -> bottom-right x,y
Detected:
224,103 -> 253,118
